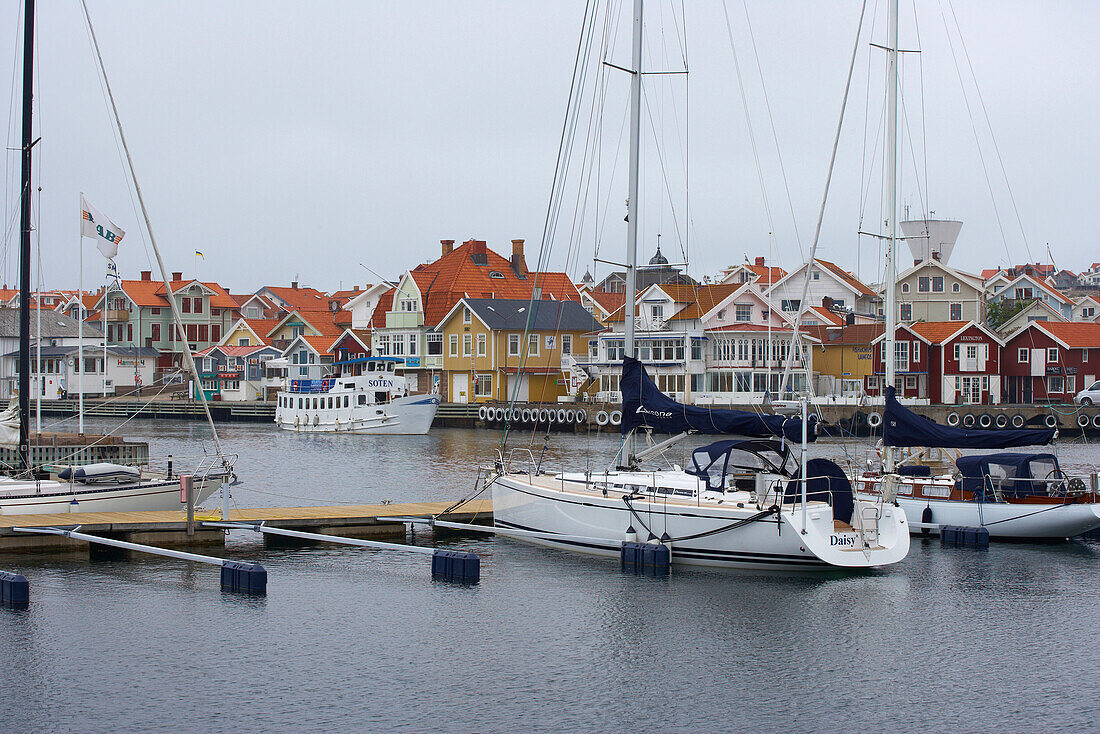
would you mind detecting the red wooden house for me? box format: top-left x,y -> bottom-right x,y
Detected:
869,321 -> 1003,404
1001,322 -> 1100,403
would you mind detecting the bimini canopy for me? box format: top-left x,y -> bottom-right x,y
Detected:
883,387 -> 1054,449
620,357 -> 816,441
956,453 -> 1062,499
685,439 -> 794,491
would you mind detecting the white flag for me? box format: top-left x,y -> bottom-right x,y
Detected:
81,195 -> 125,259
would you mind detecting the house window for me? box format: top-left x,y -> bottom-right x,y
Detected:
392,336 -> 404,355
812,270 -> 820,281
400,299 -> 417,312
181,297 -> 191,313
462,334 -> 472,357
781,299 -> 800,312
650,305 -> 662,319
212,325 -> 221,342
151,323 -> 161,342
377,335 -> 390,355
126,324 -> 133,341
197,324 -> 208,342
912,341 -> 920,363
950,303 -> 962,321
508,334 -> 520,357
1018,348 -> 1028,363
918,277 -> 930,292
1067,375 -> 1076,393
239,337 -> 250,347
448,334 -> 458,357
901,283 -> 910,294
202,357 -> 213,372
735,305 -> 751,322
246,307 -> 260,318
900,303 -> 912,321
1047,347 -> 1058,363
932,276 -> 944,292
194,298 -> 203,314
407,334 -> 417,355
1083,307 -> 1096,317
474,374 -> 492,397
476,334 -> 486,357
954,344 -> 959,361
905,376 -> 917,390
1047,375 -> 1064,394
528,333 -> 540,356
1083,349 -> 1089,363
462,308 -> 471,324
894,342 -> 909,373
427,333 -> 443,355
952,282 -> 961,293
562,335 -> 572,354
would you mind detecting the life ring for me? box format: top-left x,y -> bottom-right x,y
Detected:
557,409 -> 569,423
1077,414 -> 1091,428
564,409 -> 575,423
995,414 -> 1008,429
1011,414 -> 1025,428
978,414 -> 993,429
521,408 -> 532,423
1093,414 -> 1100,429
609,410 -> 622,426
1044,414 -> 1058,428
962,414 -> 976,428
575,409 -> 587,423
595,410 -> 609,426
478,405 -> 488,421
867,412 -> 882,428
534,408 -> 545,423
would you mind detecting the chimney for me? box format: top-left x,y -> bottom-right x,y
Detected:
291,281 -> 298,289
353,285 -> 360,292
141,270 -> 152,281
172,271 -> 182,281
441,239 -> 455,256
822,295 -> 834,310
754,256 -> 765,267
845,312 -> 855,326
511,239 -> 528,278
467,239 -> 487,265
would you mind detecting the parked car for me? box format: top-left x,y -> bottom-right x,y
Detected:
1074,381 -> 1100,406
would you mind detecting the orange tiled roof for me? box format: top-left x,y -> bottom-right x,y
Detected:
908,321 -> 975,343
748,263 -> 786,284
298,334 -> 336,355
587,290 -> 625,317
330,287 -> 368,302
1033,321 -> 1100,348
237,318 -> 280,345
116,278 -> 236,309
804,306 -> 845,326
370,288 -> 395,329
662,283 -> 742,320
815,259 -> 876,297
407,239 -> 579,327
263,285 -> 332,312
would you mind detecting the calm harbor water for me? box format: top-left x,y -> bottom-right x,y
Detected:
2,418 -> 1099,732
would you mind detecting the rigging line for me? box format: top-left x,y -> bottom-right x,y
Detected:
937,0 -> 1013,267
740,0 -> 804,259
779,0 -> 869,399
639,84 -> 687,255
79,0 -> 228,467
911,0 -> 930,219
946,0 -> 1032,262
899,80 -> 928,221
720,1 -> 780,280
500,0 -> 597,451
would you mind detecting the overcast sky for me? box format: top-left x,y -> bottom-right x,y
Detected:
0,1 -> 1095,296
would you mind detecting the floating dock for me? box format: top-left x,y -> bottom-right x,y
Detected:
0,431 -> 150,471
0,499 -> 493,553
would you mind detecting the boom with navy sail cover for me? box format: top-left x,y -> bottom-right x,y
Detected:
883,387 -> 1054,449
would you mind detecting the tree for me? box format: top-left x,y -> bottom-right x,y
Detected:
985,298 -> 1031,330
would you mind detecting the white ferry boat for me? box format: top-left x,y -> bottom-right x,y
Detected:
274,357 -> 439,435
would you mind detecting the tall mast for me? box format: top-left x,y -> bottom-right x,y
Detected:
883,0 -> 899,472
623,0 -> 642,460
18,0 -> 35,473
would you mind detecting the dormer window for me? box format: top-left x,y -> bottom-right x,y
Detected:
463,307 -> 471,324
489,271 -> 505,279
400,299 -> 417,312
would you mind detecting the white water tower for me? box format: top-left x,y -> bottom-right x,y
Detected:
900,219 -> 962,265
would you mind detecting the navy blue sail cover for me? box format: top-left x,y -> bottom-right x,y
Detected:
620,357 -> 816,441
883,387 -> 1054,449
956,453 -> 1061,500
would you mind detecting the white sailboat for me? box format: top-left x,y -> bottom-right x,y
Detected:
0,0 -> 233,516
849,0 -> 1100,540
487,0 -> 909,571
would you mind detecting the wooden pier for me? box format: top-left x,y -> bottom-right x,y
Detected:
0,499 -> 493,553
0,431 -> 150,471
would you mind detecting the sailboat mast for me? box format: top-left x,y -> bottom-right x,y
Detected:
883,0 -> 899,472
623,0 -> 642,460
18,0 -> 35,473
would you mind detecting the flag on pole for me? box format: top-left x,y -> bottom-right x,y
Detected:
106,259 -> 120,285
195,250 -> 205,259
80,195 -> 125,259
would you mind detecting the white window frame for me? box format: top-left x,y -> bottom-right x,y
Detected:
508,333 -> 520,357
448,334 -> 458,357
476,334 -> 486,357
462,334 -> 472,357
1047,347 -> 1058,363
1018,348 -> 1028,363
528,333 -> 540,356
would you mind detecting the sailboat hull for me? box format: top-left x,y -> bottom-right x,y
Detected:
492,473 -> 909,570
0,476 -> 221,515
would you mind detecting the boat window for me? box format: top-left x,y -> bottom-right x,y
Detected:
298,398 -> 303,409
358,394 -> 366,406
375,392 -> 388,404
1029,458 -> 1060,481
313,397 -> 319,410
344,382 -> 354,389
367,362 -> 375,372
343,395 -> 349,408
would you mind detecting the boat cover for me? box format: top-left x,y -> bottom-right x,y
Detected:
620,357 -> 816,441
783,459 -> 854,524
956,453 -> 1060,499
883,387 -> 1054,449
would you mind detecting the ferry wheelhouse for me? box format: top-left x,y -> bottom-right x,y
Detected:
274,356 -> 439,435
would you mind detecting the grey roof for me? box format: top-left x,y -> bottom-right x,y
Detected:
463,299 -> 603,333
0,307 -> 103,339
3,345 -> 159,359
